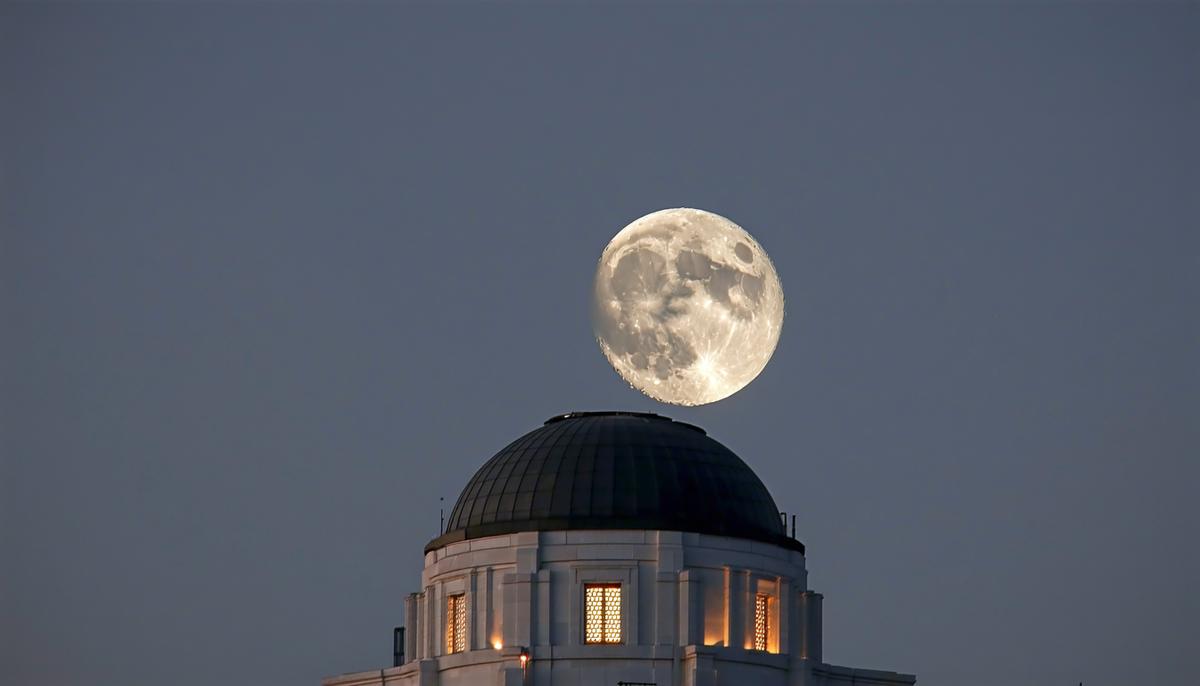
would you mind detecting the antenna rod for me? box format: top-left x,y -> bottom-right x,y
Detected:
439,497 -> 444,534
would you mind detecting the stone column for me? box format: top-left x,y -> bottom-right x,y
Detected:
656,571 -> 678,646
415,658 -> 439,686
723,567 -> 746,649
800,591 -> 822,662
656,531 -> 683,647
682,646 -> 716,686
404,593 -> 420,664
502,572 -> 536,649
425,584 -> 438,658
777,577 -> 790,655
678,569 -> 700,646
536,568 -> 551,646
469,570 -> 479,651
415,591 -> 427,660
742,569 -> 755,650
481,567 -> 495,649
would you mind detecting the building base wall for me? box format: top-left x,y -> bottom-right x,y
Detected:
323,530 -> 914,686
323,650 -> 914,686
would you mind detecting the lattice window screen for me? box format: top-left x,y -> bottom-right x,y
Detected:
584,583 -> 622,644
754,593 -> 770,651
446,594 -> 467,653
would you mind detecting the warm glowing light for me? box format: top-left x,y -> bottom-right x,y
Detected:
584,583 -> 622,644
754,593 -> 770,651
446,594 -> 467,653
492,640 -> 503,650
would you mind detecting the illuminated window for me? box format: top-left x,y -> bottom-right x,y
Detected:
754,593 -> 770,651
446,593 -> 467,653
584,583 -> 622,644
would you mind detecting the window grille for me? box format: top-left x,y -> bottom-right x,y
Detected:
446,593 -> 467,653
584,583 -> 622,644
754,593 -> 770,651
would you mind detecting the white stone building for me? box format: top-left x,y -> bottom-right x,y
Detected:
324,412 -> 915,686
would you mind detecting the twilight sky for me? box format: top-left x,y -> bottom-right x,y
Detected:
2,4 -> 1196,686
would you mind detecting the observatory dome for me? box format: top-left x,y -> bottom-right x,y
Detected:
426,411 -> 801,553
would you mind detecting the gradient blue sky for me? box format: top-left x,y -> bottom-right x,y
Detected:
2,4 -> 1196,686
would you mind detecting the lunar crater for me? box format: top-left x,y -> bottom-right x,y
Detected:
592,208 -> 784,406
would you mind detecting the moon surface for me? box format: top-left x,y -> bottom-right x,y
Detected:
592,208 -> 784,406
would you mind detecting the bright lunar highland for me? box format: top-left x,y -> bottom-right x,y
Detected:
592,208 -> 784,406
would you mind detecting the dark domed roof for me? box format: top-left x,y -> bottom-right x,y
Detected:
426,411 -> 802,553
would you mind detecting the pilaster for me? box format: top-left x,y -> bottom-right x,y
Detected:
800,590 -> 823,662
656,570 -> 678,646
678,569 -> 699,646
404,593 -> 420,663
536,568 -> 551,646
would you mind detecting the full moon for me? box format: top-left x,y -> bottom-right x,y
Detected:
592,208 -> 784,406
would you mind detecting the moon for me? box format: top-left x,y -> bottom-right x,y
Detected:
592,208 -> 784,406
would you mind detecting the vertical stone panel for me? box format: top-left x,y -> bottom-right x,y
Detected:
777,577 -> 790,656
801,591 -> 823,662
425,585 -> 437,658
468,570 -> 478,651
536,568 -> 551,646
502,572 -> 536,649
742,569 -> 754,650
404,593 -> 420,663
678,569 -> 698,646
724,567 -> 746,649
501,573 -> 516,649
656,570 -> 678,646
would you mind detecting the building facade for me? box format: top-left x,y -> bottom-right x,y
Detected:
324,412 -> 915,686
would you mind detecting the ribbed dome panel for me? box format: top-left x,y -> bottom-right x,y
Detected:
425,412 -> 801,553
